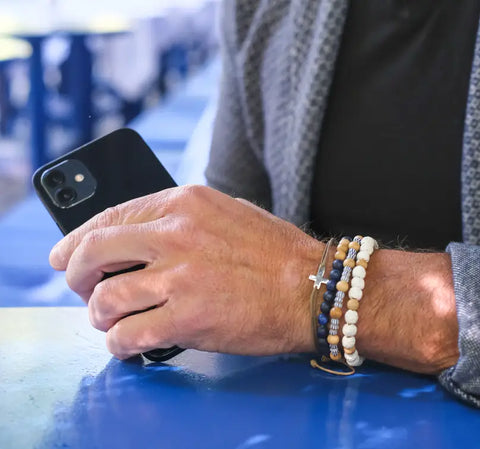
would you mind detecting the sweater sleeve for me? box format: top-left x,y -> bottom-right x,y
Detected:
207,4 -> 480,409
205,0 -> 272,210
438,242 -> 480,407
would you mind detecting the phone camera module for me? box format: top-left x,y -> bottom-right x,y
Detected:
40,159 -> 96,209
55,187 -> 77,205
45,170 -> 65,187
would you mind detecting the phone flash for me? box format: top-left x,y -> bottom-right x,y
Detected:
74,174 -> 85,183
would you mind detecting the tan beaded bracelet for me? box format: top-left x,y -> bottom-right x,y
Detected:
327,235 -> 363,361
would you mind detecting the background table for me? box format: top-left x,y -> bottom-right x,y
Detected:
0,20 -> 131,170
0,0 -> 217,170
0,307 -> 478,449
0,38 -> 32,134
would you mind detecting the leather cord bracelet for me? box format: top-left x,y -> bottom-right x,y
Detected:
309,238 -> 355,376
309,238 -> 335,356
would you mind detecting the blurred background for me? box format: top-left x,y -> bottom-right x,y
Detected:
0,0 -> 220,215
0,0 -> 221,307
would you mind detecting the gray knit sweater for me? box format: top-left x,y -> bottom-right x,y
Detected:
205,0 -> 480,407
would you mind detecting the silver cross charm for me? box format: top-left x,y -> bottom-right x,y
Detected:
308,238 -> 335,290
309,268 -> 329,290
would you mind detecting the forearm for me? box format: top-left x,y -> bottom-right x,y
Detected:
354,248 -> 459,374
295,242 -> 459,375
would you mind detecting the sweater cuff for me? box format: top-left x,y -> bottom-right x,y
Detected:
438,242 -> 480,407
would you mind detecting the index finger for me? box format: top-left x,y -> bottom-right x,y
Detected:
49,188 -> 176,270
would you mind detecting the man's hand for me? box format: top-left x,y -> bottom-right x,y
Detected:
49,185 -> 323,359
49,184 -> 459,375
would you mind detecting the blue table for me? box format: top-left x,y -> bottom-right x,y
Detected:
0,307 -> 478,449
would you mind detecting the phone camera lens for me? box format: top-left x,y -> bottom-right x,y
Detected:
55,188 -> 77,205
45,170 -> 65,187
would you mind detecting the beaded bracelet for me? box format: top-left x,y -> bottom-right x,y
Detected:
309,238 -> 335,355
311,239 -> 351,354
343,236 -> 379,367
328,235 -> 363,361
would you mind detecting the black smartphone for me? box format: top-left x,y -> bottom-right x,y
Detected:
33,128 -> 184,362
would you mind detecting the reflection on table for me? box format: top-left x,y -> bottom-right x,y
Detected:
0,307 -> 478,449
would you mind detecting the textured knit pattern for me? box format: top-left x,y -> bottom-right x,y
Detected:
206,0 -> 349,218
206,0 -> 480,407
463,21 -> 480,245
440,243 -> 480,407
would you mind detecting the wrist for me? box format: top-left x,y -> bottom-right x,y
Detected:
284,237 -> 332,354
355,249 -> 459,374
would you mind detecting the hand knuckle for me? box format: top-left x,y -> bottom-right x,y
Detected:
157,217 -> 193,251
177,310 -> 204,337
88,303 -> 108,332
92,281 -> 113,310
106,322 -> 127,357
175,216 -> 197,243
176,298 -> 212,334
89,281 -> 118,330
171,262 -> 195,288
153,312 -> 178,346
65,269 -> 76,292
82,229 -> 105,250
95,205 -> 120,228
179,184 -> 210,203
106,332 -> 119,358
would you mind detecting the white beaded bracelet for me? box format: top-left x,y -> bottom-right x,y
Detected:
343,236 -> 379,367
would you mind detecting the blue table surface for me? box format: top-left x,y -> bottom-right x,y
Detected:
0,307 -> 478,449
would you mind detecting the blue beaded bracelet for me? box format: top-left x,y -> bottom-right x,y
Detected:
318,239 -> 352,347
310,237 -> 352,356
309,239 -> 335,356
